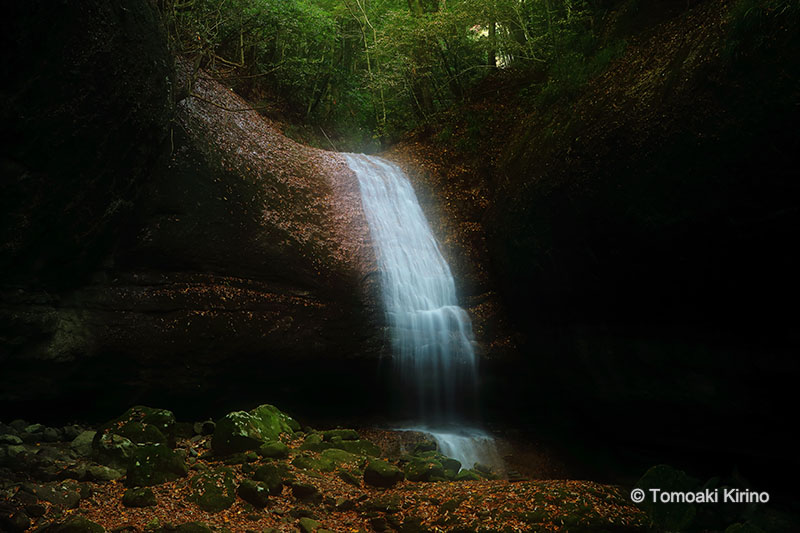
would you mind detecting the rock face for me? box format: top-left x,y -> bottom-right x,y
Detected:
389,0 -> 800,488
0,1 -> 174,286
0,10 -> 383,421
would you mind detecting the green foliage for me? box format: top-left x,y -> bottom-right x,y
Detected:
161,0 -> 615,147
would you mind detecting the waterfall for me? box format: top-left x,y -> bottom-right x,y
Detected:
345,153 -> 500,472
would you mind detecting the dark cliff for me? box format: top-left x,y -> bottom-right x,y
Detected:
0,3 -> 383,423
389,0 -> 800,491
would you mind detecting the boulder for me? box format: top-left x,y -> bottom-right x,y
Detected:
212,404 -> 299,455
237,479 -> 270,508
190,468 -> 237,513
364,459 -> 404,488
125,445 -> 188,487
257,440 -> 289,459
70,431 -> 96,457
122,487 -> 157,508
252,464 -> 286,495
404,458 -> 445,482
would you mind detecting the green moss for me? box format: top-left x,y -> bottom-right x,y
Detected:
322,429 -> 359,441
258,440 -> 289,459
404,458 -> 445,482
125,444 -> 187,487
190,468 -> 237,513
122,487 -> 157,507
364,459 -> 404,488
212,404 -> 299,455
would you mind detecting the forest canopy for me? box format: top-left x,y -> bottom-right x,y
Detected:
160,0 -> 613,148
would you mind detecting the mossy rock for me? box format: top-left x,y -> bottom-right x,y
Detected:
174,523 -> 214,533
298,517 -> 321,533
257,440 -> 289,459
50,516 -> 106,532
299,433 -> 325,451
320,448 -> 363,468
190,467 -> 237,513
364,459 -> 404,488
413,440 -> 437,454
454,469 -> 481,481
125,444 -> 188,487
122,487 -> 157,507
252,463 -> 285,495
92,432 -> 136,472
237,479 -> 270,508
322,429 -> 359,441
337,469 -> 362,487
290,481 -> 322,502
404,458 -> 445,482
96,406 -> 176,448
634,464 -> 700,531
300,433 -> 380,456
212,404 -> 299,455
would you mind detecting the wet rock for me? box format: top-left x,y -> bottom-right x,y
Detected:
122,487 -> 157,508
125,444 -> 188,487
364,459 -> 404,488
237,479 -> 270,508
212,404 -> 299,455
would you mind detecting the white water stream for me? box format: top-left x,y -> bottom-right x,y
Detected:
345,153 -> 500,471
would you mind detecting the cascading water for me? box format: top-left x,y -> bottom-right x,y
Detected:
345,153 -> 500,472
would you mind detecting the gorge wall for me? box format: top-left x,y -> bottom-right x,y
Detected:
387,0 -> 800,489
0,1 -> 383,423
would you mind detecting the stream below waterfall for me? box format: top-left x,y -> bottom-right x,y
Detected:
345,153 -> 501,472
